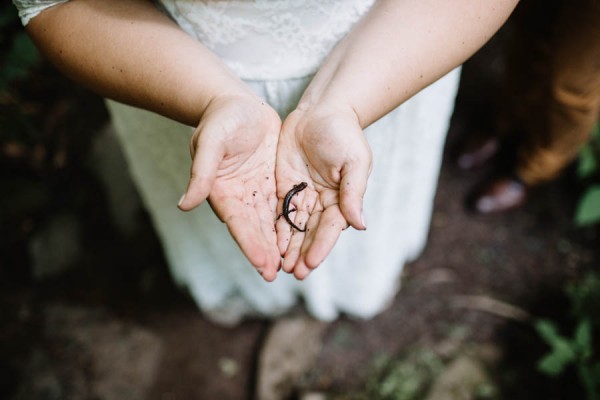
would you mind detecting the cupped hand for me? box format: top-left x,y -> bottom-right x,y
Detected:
275,105 -> 372,280
178,94 -> 282,281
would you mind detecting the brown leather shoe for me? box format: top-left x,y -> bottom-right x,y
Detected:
467,175 -> 528,214
455,136 -> 500,171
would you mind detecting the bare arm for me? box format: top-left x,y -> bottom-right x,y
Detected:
276,0 -> 519,278
27,0 -> 284,279
299,0 -> 519,127
26,0 -> 255,127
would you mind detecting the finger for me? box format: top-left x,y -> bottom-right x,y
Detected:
178,134 -> 223,211
304,205 -> 346,269
339,160 -> 370,230
254,192 -> 282,274
284,205 -> 324,276
280,205 -> 310,273
275,195 -> 293,256
293,256 -> 312,280
280,226 -> 304,274
276,183 -> 311,262
282,235 -> 301,274
292,213 -> 321,279
224,207 -> 280,281
276,206 -> 293,256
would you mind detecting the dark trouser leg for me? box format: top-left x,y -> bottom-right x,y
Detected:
467,0 -> 600,214
508,0 -> 600,185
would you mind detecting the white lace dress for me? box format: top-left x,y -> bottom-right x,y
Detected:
16,0 -> 460,324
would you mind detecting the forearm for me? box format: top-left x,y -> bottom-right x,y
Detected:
26,0 -> 253,126
298,0 -> 518,128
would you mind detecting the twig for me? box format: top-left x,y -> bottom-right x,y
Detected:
452,295 -> 531,323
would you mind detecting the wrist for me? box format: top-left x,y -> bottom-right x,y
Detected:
188,82 -> 259,126
294,99 -> 361,130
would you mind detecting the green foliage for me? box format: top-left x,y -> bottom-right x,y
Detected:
0,3 -> 19,28
579,145 -> 598,179
535,319 -> 578,376
576,186 -> 600,226
567,272 -> 600,325
0,32 -> 41,90
0,4 -> 41,92
535,273 -> 600,400
346,349 -> 445,400
576,125 -> 600,226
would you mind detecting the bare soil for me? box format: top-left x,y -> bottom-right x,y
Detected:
1,26 -> 598,400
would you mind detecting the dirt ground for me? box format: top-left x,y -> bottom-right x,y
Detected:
1,26 -> 598,400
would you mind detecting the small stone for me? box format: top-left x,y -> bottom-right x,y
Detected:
425,351 -> 498,400
298,391 -> 328,400
255,317 -> 328,400
218,357 -> 239,378
41,304 -> 163,400
30,213 -> 81,280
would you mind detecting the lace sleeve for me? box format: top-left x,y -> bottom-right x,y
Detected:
12,0 -> 69,25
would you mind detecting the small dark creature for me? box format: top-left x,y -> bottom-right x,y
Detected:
278,182 -> 308,232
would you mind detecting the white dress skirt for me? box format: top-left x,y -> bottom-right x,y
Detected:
17,0 -> 460,325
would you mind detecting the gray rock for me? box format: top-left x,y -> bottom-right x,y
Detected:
425,348 -> 499,400
30,213 -> 81,280
13,348 -> 65,400
255,316 -> 328,400
37,304 -> 163,400
298,392 -> 329,400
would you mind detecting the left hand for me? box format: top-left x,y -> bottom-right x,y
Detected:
275,104 -> 371,279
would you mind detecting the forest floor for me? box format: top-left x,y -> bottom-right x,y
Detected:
1,28 -> 599,400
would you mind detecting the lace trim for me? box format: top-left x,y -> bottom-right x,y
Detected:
159,0 -> 375,80
12,0 -> 69,25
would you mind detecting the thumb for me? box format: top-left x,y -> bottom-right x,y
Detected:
178,134 -> 223,211
339,159 -> 370,231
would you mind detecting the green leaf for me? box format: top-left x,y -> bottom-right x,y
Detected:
574,319 -> 593,360
536,319 -> 562,344
538,350 -> 575,376
535,319 -> 577,376
578,145 -> 597,178
579,364 -> 600,400
592,124 -> 600,140
575,185 -> 600,226
10,32 -> 41,66
0,32 -> 41,90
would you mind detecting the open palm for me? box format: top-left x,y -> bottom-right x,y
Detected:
178,95 -> 282,281
275,107 -> 371,279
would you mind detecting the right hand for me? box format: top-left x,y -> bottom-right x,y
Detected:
178,94 -> 283,281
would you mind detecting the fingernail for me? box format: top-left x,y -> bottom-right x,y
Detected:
361,211 -> 367,229
178,193 -> 186,207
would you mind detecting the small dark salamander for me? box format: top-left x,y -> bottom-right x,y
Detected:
278,182 -> 308,232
